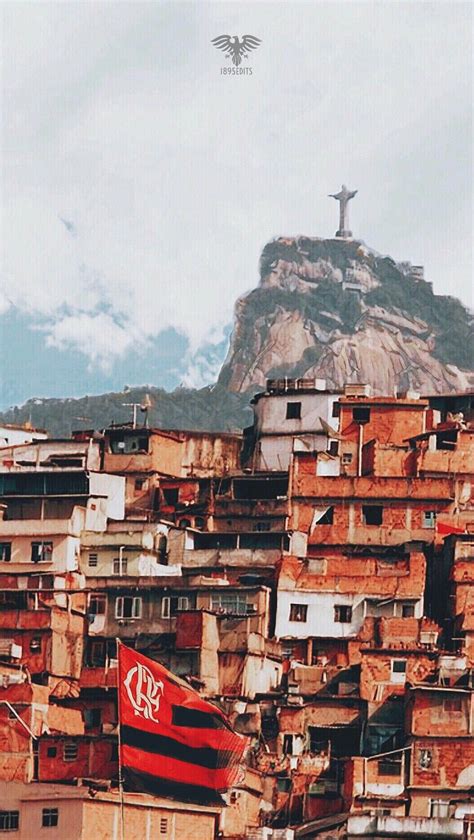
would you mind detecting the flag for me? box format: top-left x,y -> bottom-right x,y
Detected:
117,643 -> 247,802
436,520 -> 465,537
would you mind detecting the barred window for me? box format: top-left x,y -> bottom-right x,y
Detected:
42,809 -> 59,828
63,742 -> 78,761
0,811 -> 19,831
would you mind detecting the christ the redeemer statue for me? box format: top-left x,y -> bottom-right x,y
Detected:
329,184 -> 358,238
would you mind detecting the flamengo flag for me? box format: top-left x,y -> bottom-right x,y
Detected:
118,643 -> 247,802
436,520 -> 466,537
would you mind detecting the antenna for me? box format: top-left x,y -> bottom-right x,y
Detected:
122,403 -> 141,429
122,394 -> 152,429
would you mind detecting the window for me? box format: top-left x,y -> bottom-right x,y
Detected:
276,777 -> 292,793
159,818 -> 168,835
342,452 -> 353,464
210,593 -> 248,615
162,488 -> 179,506
0,543 -> 11,562
436,430 -> 458,451
29,637 -> 41,653
86,639 -> 116,668
315,506 -> 334,525
334,605 -> 352,623
42,809 -> 59,828
362,505 -> 383,526
419,748 -> 432,769
402,604 -> 415,618
47,746 -> 57,758
134,478 -> 146,491
282,641 -> 298,659
378,757 -> 402,776
161,596 -> 171,619
332,402 -> 341,418
0,811 -> 19,831
289,603 -> 308,622
161,596 -> 189,618
443,697 -> 463,713
352,406 -> 370,424
84,708 -> 102,729
253,521 -> 271,532
430,800 -> 450,818
328,440 -> 339,456
423,511 -> 436,529
391,659 -> 407,683
63,742 -> 78,762
30,541 -> 53,563
88,593 -> 106,616
88,552 -> 98,567
282,734 -> 294,755
115,596 -> 142,619
286,402 -> 301,420
112,557 -> 128,575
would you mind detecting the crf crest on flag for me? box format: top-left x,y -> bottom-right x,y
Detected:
118,643 -> 247,801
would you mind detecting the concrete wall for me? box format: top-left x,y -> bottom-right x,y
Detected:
255,392 -> 338,436
82,797 -> 218,840
275,590 -> 367,639
275,588 -> 424,640
0,532 -> 80,572
410,737 -> 474,790
0,783 -> 219,840
360,651 -> 437,702
0,439 -> 97,469
0,426 -> 48,447
88,473 -> 125,521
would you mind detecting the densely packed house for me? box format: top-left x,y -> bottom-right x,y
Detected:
0,382 -> 473,840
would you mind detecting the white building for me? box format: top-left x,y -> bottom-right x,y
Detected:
243,378 -> 342,472
0,424 -> 48,447
274,586 -> 423,641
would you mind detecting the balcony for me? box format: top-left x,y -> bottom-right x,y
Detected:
0,509 -> 86,537
418,448 -> 474,476
213,498 -> 288,517
0,609 -> 53,630
293,475 -> 455,501
182,547 -> 283,568
347,815 -> 463,837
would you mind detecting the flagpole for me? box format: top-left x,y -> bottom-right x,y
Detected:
116,638 -> 126,840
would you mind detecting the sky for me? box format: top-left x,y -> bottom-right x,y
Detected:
1,1 -> 472,408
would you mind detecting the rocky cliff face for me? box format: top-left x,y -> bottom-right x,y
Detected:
218,237 -> 474,395
1,236 -> 472,436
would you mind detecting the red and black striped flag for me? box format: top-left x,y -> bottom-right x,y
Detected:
118,643 -> 247,802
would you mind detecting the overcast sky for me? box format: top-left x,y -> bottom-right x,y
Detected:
1,1 -> 472,403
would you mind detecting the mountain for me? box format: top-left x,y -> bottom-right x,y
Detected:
1,236 -> 472,436
218,237 -> 474,394
0,385 -> 251,439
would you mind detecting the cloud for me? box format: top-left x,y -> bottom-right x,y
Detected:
1,1 -> 472,391
43,312 -> 146,372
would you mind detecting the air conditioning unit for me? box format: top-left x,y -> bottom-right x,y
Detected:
344,383 -> 372,397
420,631 -> 438,646
0,640 -> 22,659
